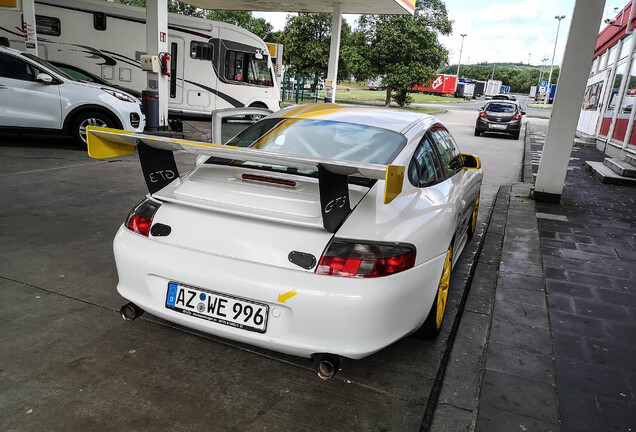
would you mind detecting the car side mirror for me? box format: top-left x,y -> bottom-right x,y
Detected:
461,153 -> 481,169
36,73 -> 54,84
521,111 -> 526,116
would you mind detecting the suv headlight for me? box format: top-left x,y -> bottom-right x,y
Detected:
102,87 -> 136,103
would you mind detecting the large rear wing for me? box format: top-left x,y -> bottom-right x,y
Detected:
86,126 -> 405,233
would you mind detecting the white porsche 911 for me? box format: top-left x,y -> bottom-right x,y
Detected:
87,103 -> 482,379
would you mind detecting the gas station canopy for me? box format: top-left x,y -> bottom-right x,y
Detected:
181,0 -> 415,15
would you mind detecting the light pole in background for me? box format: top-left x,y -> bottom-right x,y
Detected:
539,57 -> 549,83
456,34 -> 467,77
545,15 -> 566,105
528,52 -> 531,65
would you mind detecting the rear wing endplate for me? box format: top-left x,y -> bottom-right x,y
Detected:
87,126 -> 404,233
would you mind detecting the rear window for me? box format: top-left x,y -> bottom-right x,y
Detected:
485,103 -> 516,113
227,118 -> 406,164
208,118 -> 407,180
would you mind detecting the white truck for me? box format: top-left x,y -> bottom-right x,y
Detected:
484,79 -> 503,99
0,0 -> 280,119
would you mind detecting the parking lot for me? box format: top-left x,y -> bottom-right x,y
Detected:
0,107 -> 525,431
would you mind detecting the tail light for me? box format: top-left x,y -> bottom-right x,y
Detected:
316,240 -> 416,278
125,197 -> 160,237
479,112 -> 487,118
513,114 -> 521,120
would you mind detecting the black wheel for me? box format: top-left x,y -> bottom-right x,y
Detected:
467,194 -> 480,239
71,111 -> 116,148
474,128 -> 481,137
415,244 -> 453,339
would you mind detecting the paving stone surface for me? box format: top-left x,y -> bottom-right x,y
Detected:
532,122 -> 636,432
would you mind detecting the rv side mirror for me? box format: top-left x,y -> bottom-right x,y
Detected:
36,73 -> 54,84
255,52 -> 263,60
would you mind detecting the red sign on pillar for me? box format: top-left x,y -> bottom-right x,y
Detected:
160,32 -> 166,43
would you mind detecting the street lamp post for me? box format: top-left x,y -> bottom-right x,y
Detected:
544,15 -> 566,105
539,57 -> 549,83
456,34 -> 467,77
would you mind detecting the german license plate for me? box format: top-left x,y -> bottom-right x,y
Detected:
165,282 -> 268,333
489,124 -> 507,130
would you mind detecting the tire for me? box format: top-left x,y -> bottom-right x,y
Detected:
248,103 -> 268,122
416,244 -> 453,339
71,111 -> 116,148
467,194 -> 480,239
474,128 -> 481,137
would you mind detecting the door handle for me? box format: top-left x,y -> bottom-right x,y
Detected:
0,84 -> 8,90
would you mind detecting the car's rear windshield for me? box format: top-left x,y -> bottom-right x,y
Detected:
485,103 -> 516,113
206,118 -> 407,182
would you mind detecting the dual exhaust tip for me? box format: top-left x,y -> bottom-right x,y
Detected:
120,302 -> 144,322
314,355 -> 341,380
120,302 -> 342,380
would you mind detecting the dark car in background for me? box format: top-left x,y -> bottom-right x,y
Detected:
49,60 -> 141,99
491,93 -> 517,101
474,101 -> 525,140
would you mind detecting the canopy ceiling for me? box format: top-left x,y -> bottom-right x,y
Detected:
181,0 -> 415,15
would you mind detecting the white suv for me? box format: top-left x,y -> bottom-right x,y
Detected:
0,46 -> 144,146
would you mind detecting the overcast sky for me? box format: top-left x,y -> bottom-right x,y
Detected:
254,0 -> 629,67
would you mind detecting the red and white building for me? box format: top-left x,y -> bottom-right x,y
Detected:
578,1 -> 636,161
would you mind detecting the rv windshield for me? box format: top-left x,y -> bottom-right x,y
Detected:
225,50 -> 273,87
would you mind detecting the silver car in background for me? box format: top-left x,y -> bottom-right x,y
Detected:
0,46 -> 144,146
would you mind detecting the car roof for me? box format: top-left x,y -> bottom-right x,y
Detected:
0,46 -> 26,56
275,104 -> 435,133
486,100 -> 517,105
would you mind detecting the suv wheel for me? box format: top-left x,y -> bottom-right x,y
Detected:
71,111 -> 116,147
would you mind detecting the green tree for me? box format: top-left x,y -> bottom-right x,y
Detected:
356,0 -> 452,106
205,11 -> 273,40
281,13 -> 353,81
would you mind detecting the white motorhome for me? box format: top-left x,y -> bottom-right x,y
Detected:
0,0 -> 280,119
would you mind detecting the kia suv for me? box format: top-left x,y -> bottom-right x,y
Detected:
0,46 -> 144,146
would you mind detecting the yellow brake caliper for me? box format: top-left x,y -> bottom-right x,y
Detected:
472,195 -> 480,233
436,246 -> 453,329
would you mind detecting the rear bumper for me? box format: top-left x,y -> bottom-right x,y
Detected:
475,118 -> 521,133
113,227 -> 447,359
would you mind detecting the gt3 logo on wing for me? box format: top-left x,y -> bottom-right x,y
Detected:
325,196 -> 347,213
148,170 -> 176,183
